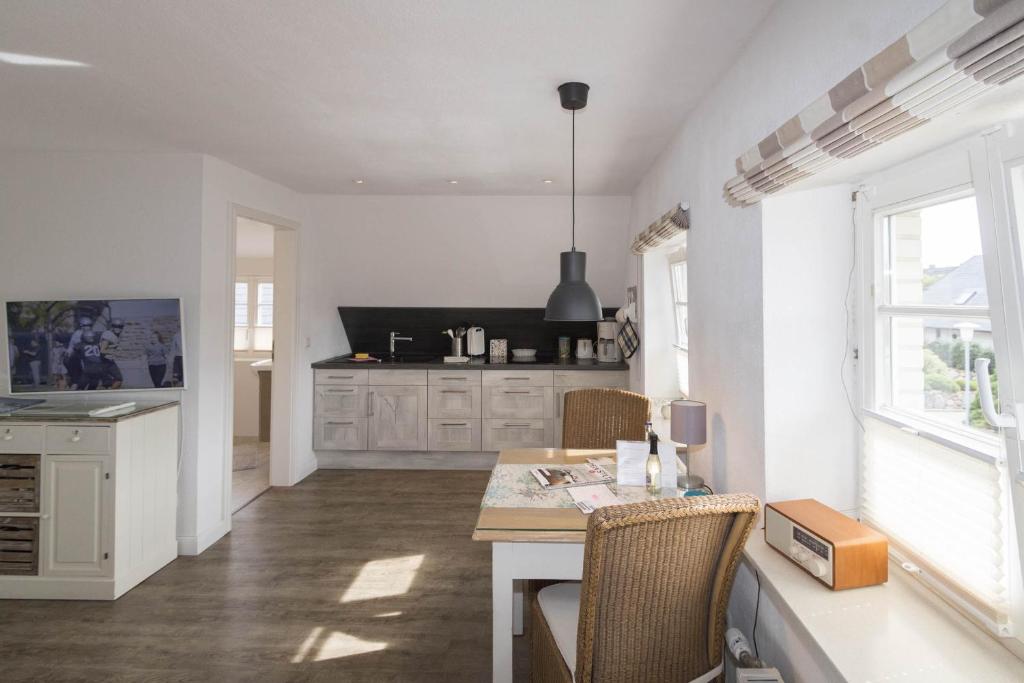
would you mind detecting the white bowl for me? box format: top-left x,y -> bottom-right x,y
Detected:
511,348 -> 537,358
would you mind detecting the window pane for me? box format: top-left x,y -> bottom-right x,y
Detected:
256,282 -> 273,327
675,303 -> 688,349
670,262 -> 687,304
253,327 -> 273,351
233,326 -> 249,352
886,315 -> 998,434
234,282 -> 249,326
886,196 -> 986,307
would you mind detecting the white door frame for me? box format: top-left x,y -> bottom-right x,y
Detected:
225,204 -> 300,520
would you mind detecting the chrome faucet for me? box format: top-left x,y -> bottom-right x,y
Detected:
389,331 -> 413,358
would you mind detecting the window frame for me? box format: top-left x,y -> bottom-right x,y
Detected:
234,276 -> 273,355
668,245 -> 689,396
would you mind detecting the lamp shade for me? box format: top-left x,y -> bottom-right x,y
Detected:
544,250 -> 603,321
670,399 -> 706,446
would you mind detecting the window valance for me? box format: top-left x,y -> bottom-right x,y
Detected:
724,0 -> 1024,207
631,204 -> 688,254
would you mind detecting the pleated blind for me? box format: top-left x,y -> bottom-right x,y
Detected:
631,204 -> 688,254
725,0 -> 1024,207
862,417 -> 1010,630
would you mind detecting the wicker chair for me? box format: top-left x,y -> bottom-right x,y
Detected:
561,388 -> 651,449
531,494 -> 761,683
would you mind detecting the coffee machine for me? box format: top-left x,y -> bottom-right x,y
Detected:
596,319 -> 621,363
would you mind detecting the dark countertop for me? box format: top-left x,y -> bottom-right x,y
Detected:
0,398 -> 179,423
312,354 -> 629,371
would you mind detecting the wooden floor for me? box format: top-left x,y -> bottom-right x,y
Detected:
1,469 -> 532,682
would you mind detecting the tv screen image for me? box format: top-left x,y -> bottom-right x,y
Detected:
5,299 -> 184,393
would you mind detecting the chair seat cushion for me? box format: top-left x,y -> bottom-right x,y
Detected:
536,581 -> 581,676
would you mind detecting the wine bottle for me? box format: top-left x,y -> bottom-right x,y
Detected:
646,429 -> 661,494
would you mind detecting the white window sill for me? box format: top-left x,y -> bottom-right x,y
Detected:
743,534 -> 1024,681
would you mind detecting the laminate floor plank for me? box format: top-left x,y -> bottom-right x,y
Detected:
0,469 -> 533,682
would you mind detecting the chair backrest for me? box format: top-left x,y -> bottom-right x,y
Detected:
574,494 -> 760,683
561,388 -> 651,449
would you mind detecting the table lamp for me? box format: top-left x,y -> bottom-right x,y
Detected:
671,399 -> 707,491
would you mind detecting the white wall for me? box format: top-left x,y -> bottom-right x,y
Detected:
762,185 -> 859,514
623,0 -> 946,679
0,151 -> 205,544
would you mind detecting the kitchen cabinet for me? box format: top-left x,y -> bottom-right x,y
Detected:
315,385 -> 368,418
314,417 -> 368,450
482,419 -> 552,451
428,419 -> 482,451
368,385 -> 428,451
483,386 -> 552,419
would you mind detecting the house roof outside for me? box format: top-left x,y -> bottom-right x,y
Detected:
923,255 -> 991,333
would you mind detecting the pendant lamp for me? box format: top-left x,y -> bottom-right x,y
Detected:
544,82 -> 603,322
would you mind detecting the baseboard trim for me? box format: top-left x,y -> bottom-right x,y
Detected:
316,450 -> 498,470
177,519 -> 231,556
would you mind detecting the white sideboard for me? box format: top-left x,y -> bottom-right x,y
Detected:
0,402 -> 179,600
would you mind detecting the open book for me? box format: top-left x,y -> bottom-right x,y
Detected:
530,462 -> 614,490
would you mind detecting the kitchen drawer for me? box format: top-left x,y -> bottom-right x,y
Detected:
313,417 -> 367,450
483,386 -> 553,419
552,370 -> 629,388
428,369 -> 482,386
315,384 -> 368,418
428,419 -> 481,452
482,419 -> 552,451
0,425 -> 43,454
428,385 -> 481,419
45,426 -> 110,454
314,368 -> 369,385
481,370 -> 553,387
369,369 -> 428,386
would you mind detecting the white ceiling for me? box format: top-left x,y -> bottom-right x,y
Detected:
0,0 -> 774,194
236,217 -> 276,259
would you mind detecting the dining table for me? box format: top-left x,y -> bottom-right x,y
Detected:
473,447 -> 684,683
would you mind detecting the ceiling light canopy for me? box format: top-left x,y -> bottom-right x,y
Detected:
544,82 -> 602,322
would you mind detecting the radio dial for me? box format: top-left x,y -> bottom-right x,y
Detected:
807,557 -> 828,578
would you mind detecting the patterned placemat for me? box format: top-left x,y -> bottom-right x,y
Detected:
480,464 -> 658,509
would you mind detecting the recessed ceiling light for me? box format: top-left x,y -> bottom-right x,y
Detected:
542,179 -> 554,184
448,180 -> 459,185
353,179 -> 365,184
0,51 -> 88,67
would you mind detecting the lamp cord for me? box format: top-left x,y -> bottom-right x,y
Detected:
571,108 -> 576,251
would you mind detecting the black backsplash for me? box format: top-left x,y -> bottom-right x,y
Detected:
337,307 -> 618,357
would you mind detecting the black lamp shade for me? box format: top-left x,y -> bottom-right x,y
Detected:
544,250 -> 603,321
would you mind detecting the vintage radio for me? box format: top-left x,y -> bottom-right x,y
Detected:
765,499 -> 888,590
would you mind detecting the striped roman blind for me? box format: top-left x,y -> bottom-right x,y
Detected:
631,204 -> 688,254
724,0 -> 1024,207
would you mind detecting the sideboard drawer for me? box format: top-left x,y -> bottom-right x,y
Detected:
0,425 -> 43,454
45,426 -> 110,454
314,369 -> 369,385
482,419 -> 552,451
428,419 -> 481,452
483,386 -> 552,419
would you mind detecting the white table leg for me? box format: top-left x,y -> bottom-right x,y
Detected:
492,543 -> 515,683
512,579 -> 525,636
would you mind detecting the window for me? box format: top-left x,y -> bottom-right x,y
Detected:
860,154 -> 1020,639
669,248 -> 688,395
234,277 -> 273,353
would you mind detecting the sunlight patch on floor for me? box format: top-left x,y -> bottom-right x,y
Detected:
291,626 -> 388,663
341,554 -> 425,603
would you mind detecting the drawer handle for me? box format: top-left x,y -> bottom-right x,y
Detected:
368,392 -> 374,417
503,390 -> 531,394
503,377 -> 529,381
327,421 -> 355,426
71,430 -> 82,443
441,389 -> 468,394
440,376 -> 468,381
503,422 -> 532,427
326,388 -> 357,393
441,422 -> 469,427
2,429 -> 12,441
326,375 -> 355,379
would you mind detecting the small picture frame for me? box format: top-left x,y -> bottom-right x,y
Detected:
489,338 -> 508,363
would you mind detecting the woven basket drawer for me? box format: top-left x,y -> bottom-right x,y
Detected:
0,454 -> 40,513
0,517 -> 39,576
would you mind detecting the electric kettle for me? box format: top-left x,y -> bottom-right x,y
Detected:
467,327 -> 485,356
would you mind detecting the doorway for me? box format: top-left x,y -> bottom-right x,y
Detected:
232,217 -> 276,511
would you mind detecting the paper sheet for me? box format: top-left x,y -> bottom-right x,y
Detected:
615,440 -> 649,486
568,484 -> 624,514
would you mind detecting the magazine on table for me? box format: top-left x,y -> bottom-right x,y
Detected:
530,462 -> 614,490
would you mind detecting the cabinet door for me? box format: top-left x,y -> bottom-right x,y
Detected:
368,386 -> 428,451
483,386 -> 553,419
315,385 -> 368,417
40,455 -> 111,577
428,385 -> 481,419
313,417 -> 368,450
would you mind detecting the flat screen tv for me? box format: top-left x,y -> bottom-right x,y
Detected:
5,298 -> 185,393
